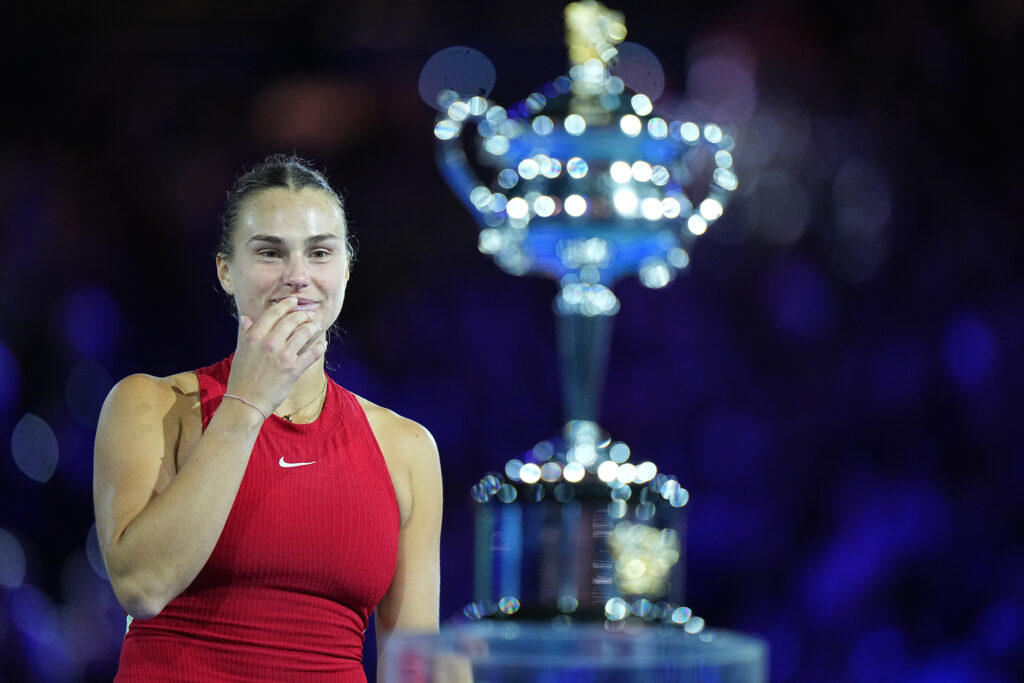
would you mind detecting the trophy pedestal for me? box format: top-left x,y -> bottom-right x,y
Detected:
382,622 -> 767,682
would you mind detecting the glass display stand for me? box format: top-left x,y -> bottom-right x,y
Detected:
382,622 -> 767,682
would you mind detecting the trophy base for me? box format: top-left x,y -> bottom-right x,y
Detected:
382,621 -> 768,682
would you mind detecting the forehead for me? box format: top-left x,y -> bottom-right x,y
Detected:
236,187 -> 346,239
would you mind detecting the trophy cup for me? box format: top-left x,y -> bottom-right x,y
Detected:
394,2 -> 766,680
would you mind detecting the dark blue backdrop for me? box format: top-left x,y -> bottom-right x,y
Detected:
1,1 -> 1022,680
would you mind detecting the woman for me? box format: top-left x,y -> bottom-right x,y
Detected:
93,154 -> 442,681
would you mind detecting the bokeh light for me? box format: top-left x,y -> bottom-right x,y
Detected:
11,413 -> 60,483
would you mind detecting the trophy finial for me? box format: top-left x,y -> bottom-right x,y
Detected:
564,1 -> 626,67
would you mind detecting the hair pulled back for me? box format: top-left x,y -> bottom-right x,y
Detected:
218,154 -> 353,261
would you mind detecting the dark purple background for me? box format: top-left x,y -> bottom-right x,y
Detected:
1,1 -> 1022,681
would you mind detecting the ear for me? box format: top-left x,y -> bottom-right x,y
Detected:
216,253 -> 235,295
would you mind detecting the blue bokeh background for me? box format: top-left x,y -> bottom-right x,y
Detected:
1,1 -> 1022,680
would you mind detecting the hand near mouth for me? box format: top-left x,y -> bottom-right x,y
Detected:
223,296 -> 327,420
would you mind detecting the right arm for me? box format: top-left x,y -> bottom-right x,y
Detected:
93,298 -> 326,620
93,373 -> 264,620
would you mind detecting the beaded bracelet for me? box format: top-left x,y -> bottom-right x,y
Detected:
223,393 -> 269,421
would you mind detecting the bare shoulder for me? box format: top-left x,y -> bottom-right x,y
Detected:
354,394 -> 439,463
100,371 -> 198,422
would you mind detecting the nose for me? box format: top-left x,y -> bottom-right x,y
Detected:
283,258 -> 310,289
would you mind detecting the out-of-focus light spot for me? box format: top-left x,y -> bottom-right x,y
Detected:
620,115 -> 642,137
668,247 -> 689,269
488,193 -> 508,213
634,461 -> 657,483
641,198 -> 664,220
686,41 -> 757,124
609,442 -> 630,463
650,165 -> 670,186
478,229 -> 502,254
519,463 -> 542,484
687,215 -> 708,235
540,462 -> 561,482
564,114 -> 586,136
662,197 -> 682,219
534,196 -> 556,217
610,42 -> 665,100
609,161 -> 632,183
564,195 -> 587,217
525,91 -> 546,112
447,100 -> 470,122
66,358 -> 114,429
631,94 -> 653,116
506,197 -> 530,219
613,189 -> 639,216
540,156 -> 562,178
597,460 -> 619,482
684,616 -> 705,634
753,170 -> 809,244
942,311 -> 997,391
639,260 -> 672,289
605,597 -> 629,621
0,340 -> 19,413
11,413 -> 59,483
566,157 -> 588,179
86,523 -> 108,580
680,122 -> 701,142
703,124 -> 723,143
713,167 -> 739,191
60,286 -> 122,358
483,135 -> 510,156
532,115 -> 554,136
715,150 -> 733,168
975,599 -> 1022,657
671,606 -> 692,624
0,528 -> 27,588
631,161 -> 652,183
699,198 -> 724,221
648,117 -> 668,138
467,96 -> 488,115
505,459 -> 524,481
418,46 -> 496,107
497,169 -> 518,189
518,158 -> 540,180
616,463 -> 637,484
11,583 -> 60,643
563,462 -> 585,482
470,185 -> 491,209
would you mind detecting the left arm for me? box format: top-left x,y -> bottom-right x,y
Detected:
373,417 -> 443,680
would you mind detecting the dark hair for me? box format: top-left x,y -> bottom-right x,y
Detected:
218,153 -> 354,261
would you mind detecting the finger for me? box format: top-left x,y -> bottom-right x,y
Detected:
296,337 -> 329,366
264,310 -> 319,350
238,315 -> 254,338
284,321 -> 324,358
247,297 -> 300,339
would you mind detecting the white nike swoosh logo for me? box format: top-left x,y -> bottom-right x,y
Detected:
279,457 -> 317,468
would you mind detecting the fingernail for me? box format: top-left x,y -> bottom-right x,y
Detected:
289,297 -> 298,303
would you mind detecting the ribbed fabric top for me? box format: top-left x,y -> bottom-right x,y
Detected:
114,356 -> 400,682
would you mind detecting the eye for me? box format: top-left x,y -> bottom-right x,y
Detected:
310,249 -> 332,260
257,249 -> 282,259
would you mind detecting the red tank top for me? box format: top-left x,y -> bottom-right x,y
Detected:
114,357 -> 400,682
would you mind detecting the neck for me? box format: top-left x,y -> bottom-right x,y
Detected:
275,360 -> 328,422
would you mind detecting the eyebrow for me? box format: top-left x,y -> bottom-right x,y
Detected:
247,234 -> 342,247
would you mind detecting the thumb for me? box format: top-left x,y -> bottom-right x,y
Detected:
238,315 -> 254,337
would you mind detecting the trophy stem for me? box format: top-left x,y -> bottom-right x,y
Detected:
556,308 -> 616,424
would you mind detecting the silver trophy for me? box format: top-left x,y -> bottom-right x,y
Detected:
425,0 -> 738,629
